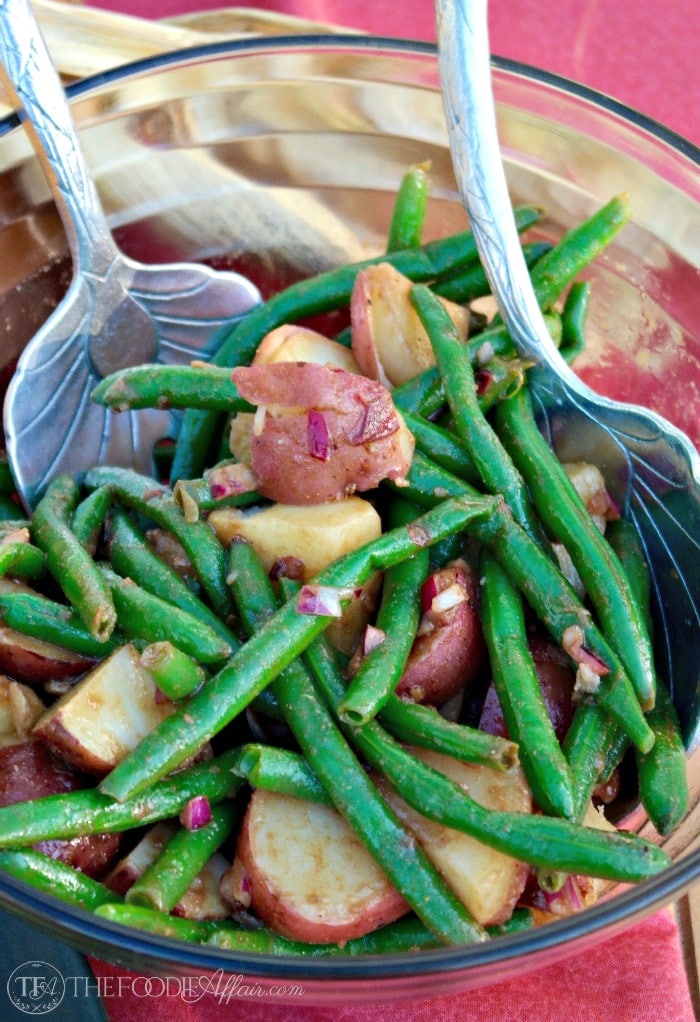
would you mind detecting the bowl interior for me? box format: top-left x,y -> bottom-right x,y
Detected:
0,35 -> 698,1002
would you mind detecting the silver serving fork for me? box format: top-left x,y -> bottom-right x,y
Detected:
436,0 -> 700,743
0,0 -> 261,510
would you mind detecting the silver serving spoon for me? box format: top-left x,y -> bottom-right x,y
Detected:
0,0 -> 261,510
436,0 -> 700,744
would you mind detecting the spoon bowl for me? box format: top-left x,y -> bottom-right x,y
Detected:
0,0 -> 261,510
436,0 -> 700,746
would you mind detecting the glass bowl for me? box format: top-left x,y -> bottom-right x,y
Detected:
0,34 -> 698,1004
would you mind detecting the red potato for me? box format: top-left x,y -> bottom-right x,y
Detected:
0,739 -> 120,877
0,625 -> 96,686
231,362 -> 414,505
395,561 -> 487,705
376,748 -> 531,926
0,675 -> 45,743
32,644 -> 176,775
478,635 -> 576,743
234,787 -> 409,943
253,323 -> 361,373
350,262 -> 470,386
172,852 -> 231,921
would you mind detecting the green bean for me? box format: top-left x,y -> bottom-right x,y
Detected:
208,907 -> 535,954
378,696 -> 519,771
563,704 -> 618,821
432,241 -> 553,304
494,385 -> 656,711
606,518 -> 689,834
139,641 -> 208,700
527,194 -> 631,311
83,467 -> 233,622
0,541 -> 45,580
302,624 -> 668,881
0,591 -> 121,658
480,549 -> 574,818
0,849 -> 119,911
230,743 -> 333,806
98,564 -> 232,665
107,509 -> 239,650
386,162 -> 430,252
400,411 -> 479,484
172,209 -> 541,481
126,802 -> 240,913
229,538 -> 487,945
92,364 -> 252,414
410,284 -> 547,547
98,492 -> 499,802
560,281 -> 591,363
95,902 -> 220,943
339,498 -> 429,724
32,474 -> 116,641
0,751 -> 246,846
70,484 -> 114,554
396,453 -> 655,753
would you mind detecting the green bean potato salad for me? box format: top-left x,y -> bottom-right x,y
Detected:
0,165 -> 686,954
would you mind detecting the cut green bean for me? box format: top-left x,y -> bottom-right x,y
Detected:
0,541 -> 45,580
0,849 -> 120,911
339,498 -> 429,725
400,411 -> 480,485
0,751 -> 246,846
98,564 -> 232,665
386,162 -> 430,252
98,492 -> 499,802
83,467 -> 233,622
494,385 -> 657,711
95,902 -> 220,943
126,802 -> 240,913
230,743 -> 334,806
606,517 -> 690,834
560,281 -> 591,363
410,285 -> 548,548
107,509 -> 239,650
93,363 -> 253,414
0,590 -> 121,658
432,241 -> 553,304
229,538 -> 487,946
480,549 -> 574,818
32,474 -> 116,641
70,484 -> 114,554
139,641 -> 208,700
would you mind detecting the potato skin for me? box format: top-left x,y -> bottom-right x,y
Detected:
396,562 -> 487,706
0,625 -> 95,686
0,739 -> 120,877
235,788 -> 408,944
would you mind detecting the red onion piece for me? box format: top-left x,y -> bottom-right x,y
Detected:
179,795 -> 212,831
420,573 -> 440,612
307,409 -> 331,461
363,624 -> 387,655
430,582 -> 468,615
296,584 -> 361,617
349,398 -> 400,446
208,462 -> 257,500
562,625 -> 610,675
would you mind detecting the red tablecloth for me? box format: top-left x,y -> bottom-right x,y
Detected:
62,2 -> 699,1019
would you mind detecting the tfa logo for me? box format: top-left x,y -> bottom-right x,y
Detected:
7,961 -> 65,1014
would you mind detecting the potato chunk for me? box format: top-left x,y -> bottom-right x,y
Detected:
234,787 -> 408,943
377,749 -> 531,925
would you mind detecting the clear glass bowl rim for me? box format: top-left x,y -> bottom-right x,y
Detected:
0,31 -> 697,987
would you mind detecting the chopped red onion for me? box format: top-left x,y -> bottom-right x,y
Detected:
562,625 -> 610,675
430,582 -> 467,615
542,875 -> 584,914
363,624 -> 387,655
296,583 -> 361,618
420,573 -> 440,612
179,795 -> 212,831
307,409 -> 331,460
